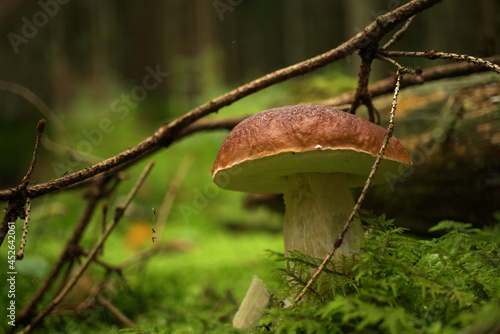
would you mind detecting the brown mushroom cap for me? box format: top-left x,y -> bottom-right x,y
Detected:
212,105 -> 412,194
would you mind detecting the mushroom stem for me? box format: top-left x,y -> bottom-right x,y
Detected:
283,173 -> 364,261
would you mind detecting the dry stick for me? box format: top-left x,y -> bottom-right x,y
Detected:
178,116 -> 248,138
19,161 -> 154,334
21,119 -> 46,186
73,282 -> 102,316
98,203 -> 108,256
377,54 -> 406,69
350,43 -> 380,123
0,120 -> 46,247
317,55 -> 500,107
294,67 -> 413,305
46,118 -> 244,196
62,278 -> 134,327
102,203 -> 108,234
97,295 -> 137,328
380,50 -> 500,74
14,176 -> 111,331
0,0 -> 443,204
120,155 -> 193,268
11,120 -> 44,257
16,198 -> 31,260
0,198 -> 25,248
381,15 -> 416,50
155,155 -> 194,240
73,247 -> 122,274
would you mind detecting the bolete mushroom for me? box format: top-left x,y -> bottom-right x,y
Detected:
212,105 -> 412,261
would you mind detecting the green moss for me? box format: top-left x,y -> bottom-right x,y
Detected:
256,212 -> 500,334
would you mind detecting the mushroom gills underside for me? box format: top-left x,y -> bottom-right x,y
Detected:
213,148 -> 409,194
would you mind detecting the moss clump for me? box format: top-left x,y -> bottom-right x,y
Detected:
257,212 -> 500,334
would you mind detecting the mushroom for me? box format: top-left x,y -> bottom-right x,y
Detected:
212,105 -> 412,262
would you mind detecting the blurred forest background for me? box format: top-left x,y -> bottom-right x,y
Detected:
0,0 -> 499,229
1,1 -> 497,117
0,1 -> 500,333
0,0 -> 498,178
1,0 -> 499,229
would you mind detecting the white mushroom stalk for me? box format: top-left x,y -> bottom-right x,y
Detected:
212,105 -> 412,263
283,172 -> 364,260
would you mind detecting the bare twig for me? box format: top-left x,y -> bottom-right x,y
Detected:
380,50 -> 500,74
21,119 -> 46,185
18,117 -> 237,200
97,295 -> 137,328
14,175 -> 112,329
178,116 -> 247,139
120,155 -> 192,268
0,119 -> 46,247
73,246 -> 123,275
51,278 -> 136,330
0,0 -> 443,203
381,16 -> 416,50
74,282 -> 101,316
119,245 -> 162,269
97,203 -> 108,256
317,55 -> 500,107
155,155 -> 193,240
294,66 -> 415,305
350,43 -> 380,123
19,161 -> 154,334
376,54 -> 405,69
16,198 -> 31,260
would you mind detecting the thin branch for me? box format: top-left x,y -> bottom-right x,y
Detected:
0,119 -> 46,247
21,119 -> 46,185
350,43 -> 380,123
19,161 -> 154,334
54,257 -> 76,301
18,117 -> 239,200
120,155 -> 192,268
376,54 -> 405,69
74,281 -> 101,315
73,246 -> 123,275
288,273 -> 322,299
51,278 -> 136,330
155,155 -> 193,240
380,50 -> 500,74
97,295 -> 137,328
0,0 -> 443,203
120,162 -> 155,212
16,198 -> 31,260
177,116 -> 247,139
98,203 -> 108,255
38,169 -> 124,199
381,15 -> 416,50
317,55 -> 500,107
0,198 -> 25,248
119,246 -> 162,269
15,175 -> 112,329
294,66 -> 415,305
